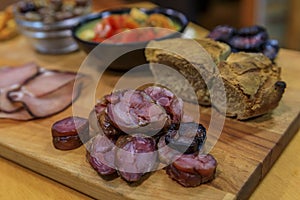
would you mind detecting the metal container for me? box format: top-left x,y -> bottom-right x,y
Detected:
13,1 -> 91,54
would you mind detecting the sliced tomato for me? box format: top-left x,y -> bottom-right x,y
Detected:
92,35 -> 105,42
92,13 -> 173,43
105,16 -> 117,30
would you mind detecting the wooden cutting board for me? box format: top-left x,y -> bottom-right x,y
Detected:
1,12 -> 300,200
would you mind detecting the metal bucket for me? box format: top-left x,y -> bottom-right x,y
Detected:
13,2 -> 91,54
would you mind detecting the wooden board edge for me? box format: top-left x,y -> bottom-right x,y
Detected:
0,145 -> 130,200
0,143 -> 239,200
235,111 -> 300,200
267,111 -> 300,174
236,163 -> 262,200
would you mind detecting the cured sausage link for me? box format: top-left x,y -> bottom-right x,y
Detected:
166,154 -> 217,187
51,116 -> 89,150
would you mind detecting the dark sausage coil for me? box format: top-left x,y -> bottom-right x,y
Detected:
165,122 -> 206,154
207,25 -> 279,61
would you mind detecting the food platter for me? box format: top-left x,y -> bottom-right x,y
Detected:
1,3 -> 300,200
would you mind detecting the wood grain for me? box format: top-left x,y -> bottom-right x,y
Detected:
251,129 -> 300,200
1,2 -> 300,200
286,0 -> 300,50
0,156 -> 91,200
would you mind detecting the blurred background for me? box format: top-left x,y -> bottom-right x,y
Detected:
2,0 -> 299,50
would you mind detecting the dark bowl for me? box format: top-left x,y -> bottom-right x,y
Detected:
71,7 -> 188,71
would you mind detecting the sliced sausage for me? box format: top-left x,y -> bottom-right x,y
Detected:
51,116 -> 89,150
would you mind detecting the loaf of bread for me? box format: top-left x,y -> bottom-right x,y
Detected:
146,38 -> 231,105
145,38 -> 286,120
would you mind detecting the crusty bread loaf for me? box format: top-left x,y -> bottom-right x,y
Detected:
217,52 -> 285,119
146,38 -> 231,105
145,38 -> 286,120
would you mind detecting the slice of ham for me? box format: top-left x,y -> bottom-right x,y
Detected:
18,69 -> 78,97
0,62 -> 84,120
0,62 -> 39,88
9,79 -> 81,118
0,87 -> 23,113
0,62 -> 39,112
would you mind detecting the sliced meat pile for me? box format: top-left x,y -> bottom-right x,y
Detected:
0,62 -> 83,120
85,86 -> 217,187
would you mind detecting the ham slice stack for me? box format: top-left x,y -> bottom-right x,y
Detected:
0,62 -> 83,120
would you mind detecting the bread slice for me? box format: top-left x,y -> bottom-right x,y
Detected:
145,38 -> 286,120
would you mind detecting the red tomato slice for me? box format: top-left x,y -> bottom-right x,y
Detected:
93,14 -> 152,42
92,35 -> 105,42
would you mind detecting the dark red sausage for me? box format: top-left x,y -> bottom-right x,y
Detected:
51,116 -> 89,150
106,89 -> 168,136
115,135 -> 157,182
98,111 -> 122,141
207,25 -> 236,43
144,86 -> 183,125
88,97 -> 109,138
166,154 -> 217,187
87,134 -> 117,176
165,122 -> 207,154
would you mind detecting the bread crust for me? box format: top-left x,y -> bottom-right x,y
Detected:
145,38 -> 286,120
146,38 -> 230,105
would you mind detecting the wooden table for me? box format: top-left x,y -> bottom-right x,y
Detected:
1,2 -> 300,200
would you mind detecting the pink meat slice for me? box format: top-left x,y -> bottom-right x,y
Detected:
0,63 -> 39,112
9,80 -> 80,118
144,86 -> 183,124
0,87 -> 23,113
0,63 -> 84,120
107,89 -> 168,135
16,69 -> 78,97
0,62 -> 39,88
